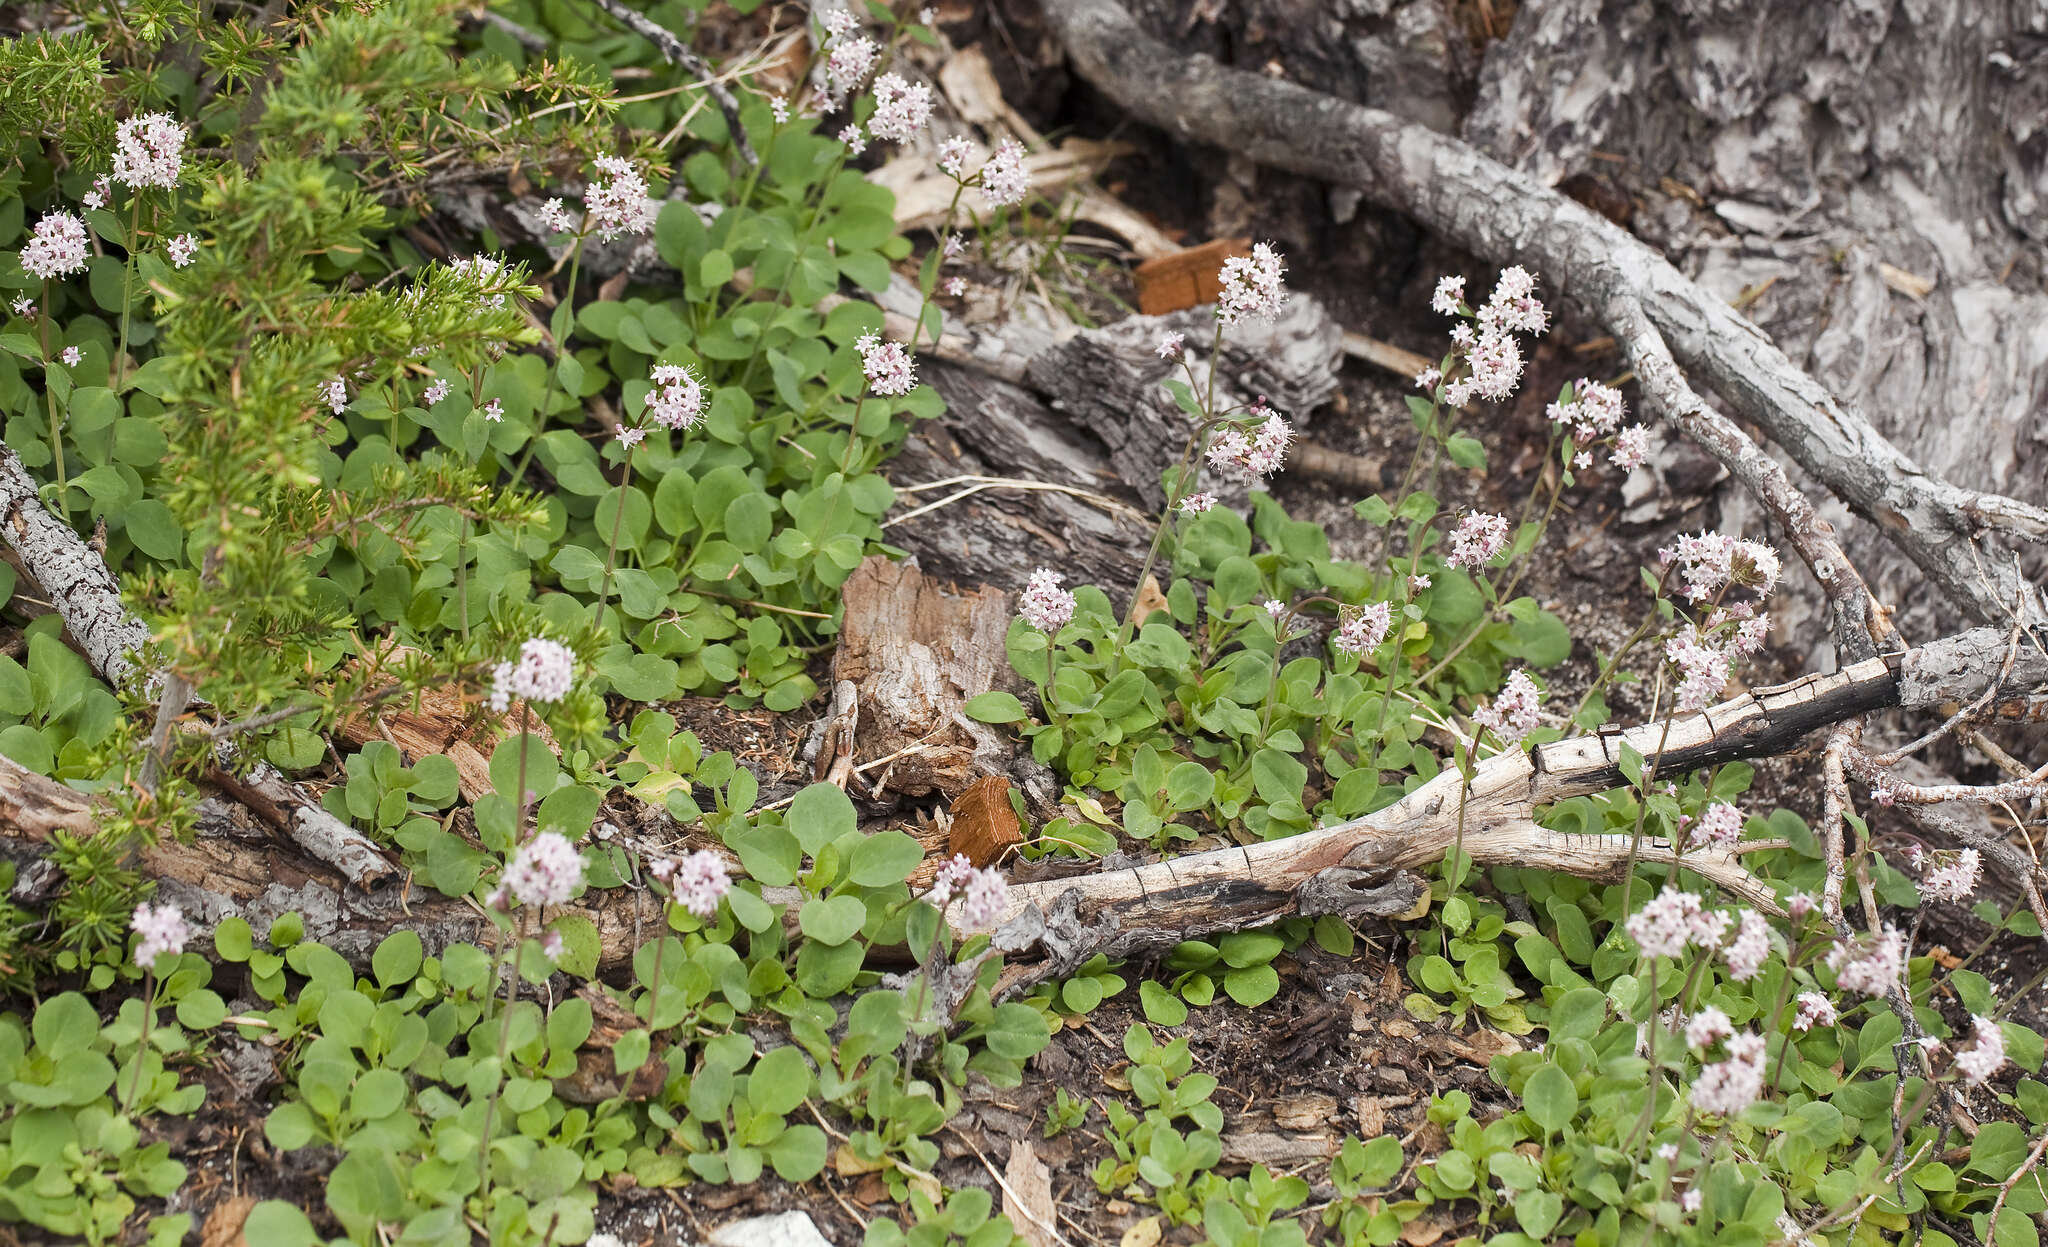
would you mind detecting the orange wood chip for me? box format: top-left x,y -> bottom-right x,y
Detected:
947,774 -> 1024,866
1133,237 -> 1251,316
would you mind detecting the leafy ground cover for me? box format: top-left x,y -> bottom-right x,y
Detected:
0,2 -> 2043,1246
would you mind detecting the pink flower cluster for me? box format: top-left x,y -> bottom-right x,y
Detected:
489,636 -> 576,711
1920,848 -> 1981,903
1955,1015 -> 2008,1085
1825,925 -> 1904,998
1792,991 -> 1837,1032
1659,531 -> 1783,604
166,233 -> 200,268
585,156 -> 655,241
1723,910 -> 1770,981
648,363 -> 706,429
1472,670 -> 1542,747
1018,568 -> 1075,635
1665,624 -> 1732,712
1333,601 -> 1391,656
1688,802 -> 1744,850
855,332 -> 917,396
1179,492 -> 1216,515
20,212 -> 89,280
1624,886 -> 1727,959
1428,268 -> 1549,404
132,901 -> 190,967
660,849 -> 733,920
112,112 -> 187,189
1685,1006 -> 1732,1050
1444,511 -> 1509,569
448,253 -> 510,309
1217,243 -> 1287,326
868,73 -> 934,143
538,198 -> 577,234
499,830 -> 585,909
322,376 -> 349,415
926,853 -> 1010,931
816,7 -> 879,104
1691,1032 -> 1766,1116
978,139 -> 1031,208
1206,415 -> 1292,484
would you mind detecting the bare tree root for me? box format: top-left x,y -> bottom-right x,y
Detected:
971,635 -> 2046,985
1038,0 -> 2048,629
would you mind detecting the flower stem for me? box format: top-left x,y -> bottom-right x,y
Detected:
114,195 -> 141,392
511,237 -> 585,484
39,285 -> 67,519
122,967 -> 154,1114
595,443 -> 636,628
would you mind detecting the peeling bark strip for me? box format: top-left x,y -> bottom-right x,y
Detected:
972,630 -> 2040,974
1038,0 -> 2048,629
0,442 -> 152,686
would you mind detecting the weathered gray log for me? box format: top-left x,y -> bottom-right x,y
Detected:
1038,0 -> 2048,634
1024,296 -> 1345,511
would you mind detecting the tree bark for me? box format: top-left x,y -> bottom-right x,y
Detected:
1037,0 -> 2048,638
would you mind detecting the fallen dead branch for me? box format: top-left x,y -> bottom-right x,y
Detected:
971,631 -> 2048,986
1038,0 -> 2048,631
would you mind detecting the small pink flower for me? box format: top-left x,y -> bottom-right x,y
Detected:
541,930 -> 566,961
480,398 -> 504,423
1444,512 -> 1509,569
937,136 -> 973,179
1178,492 -> 1216,515
501,830 -> 584,909
1408,573 -> 1432,592
1955,1015 -> 2007,1085
322,376 -> 348,414
1333,602 -> 1391,656
488,636 -> 576,710
854,332 -> 916,397
1157,330 -> 1185,359
8,297 -> 31,320
1684,1006 -> 1732,1050
166,233 -> 200,267
1414,367 -> 1440,391
58,346 -> 80,367
978,139 -> 1030,208
927,854 -> 975,906
1018,568 -> 1074,634
132,902 -> 190,966
1723,910 -> 1770,981
1430,275 -> 1465,316
1920,849 -> 1981,903
422,378 -> 451,405
671,849 -> 732,921
1792,991 -> 1836,1032
868,73 -> 934,144
1473,670 -> 1543,747
942,233 -> 966,260
615,424 -> 646,449
944,276 -> 966,297
770,96 -> 791,125
538,198 -> 577,235
112,112 -> 187,189
1217,242 -> 1286,325
838,124 -> 868,157
21,212 -> 90,280
585,156 -> 655,241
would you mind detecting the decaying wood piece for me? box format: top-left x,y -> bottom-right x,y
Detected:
1038,0 -> 2048,630
966,630 -> 2048,979
831,557 -> 1017,800
0,442 -> 152,687
1024,295 -> 1345,510
882,359 -> 1152,594
0,752 -> 96,840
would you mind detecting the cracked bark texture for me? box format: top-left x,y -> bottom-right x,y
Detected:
0,443 -> 152,686
1041,0 -> 2048,648
1463,0 -> 2048,647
